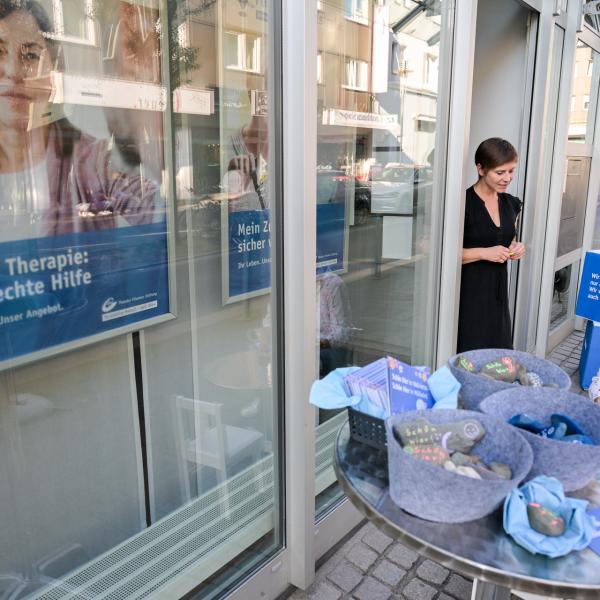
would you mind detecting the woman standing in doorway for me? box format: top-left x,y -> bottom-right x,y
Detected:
457,138 -> 526,352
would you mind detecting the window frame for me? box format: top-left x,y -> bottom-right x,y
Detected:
342,57 -> 369,91
225,30 -> 262,74
44,0 -> 97,46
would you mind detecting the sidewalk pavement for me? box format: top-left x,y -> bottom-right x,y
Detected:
286,331 -> 589,600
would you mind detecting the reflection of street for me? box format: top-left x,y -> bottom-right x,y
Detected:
343,217 -> 423,362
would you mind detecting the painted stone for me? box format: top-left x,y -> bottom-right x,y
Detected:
520,371 -> 543,387
394,418 -> 486,453
527,502 -> 566,537
404,445 -> 449,465
489,462 -> 512,480
450,452 -> 477,467
443,460 -> 457,473
458,357 -> 476,372
456,466 -> 482,480
480,356 -> 519,383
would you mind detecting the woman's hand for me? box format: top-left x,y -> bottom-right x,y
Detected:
482,245 -> 511,263
509,241 -> 526,260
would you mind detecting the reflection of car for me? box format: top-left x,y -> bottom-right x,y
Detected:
316,170 -> 371,224
370,164 -> 432,215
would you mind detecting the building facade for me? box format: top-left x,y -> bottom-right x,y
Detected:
0,0 -> 599,599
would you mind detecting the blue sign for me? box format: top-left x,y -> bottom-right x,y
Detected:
316,202 -> 346,275
227,208 -> 272,301
576,251 -> 600,321
0,223 -> 169,364
387,357 -> 434,414
225,202 -> 347,302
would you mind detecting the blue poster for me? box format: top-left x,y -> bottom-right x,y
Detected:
316,202 -> 346,275
227,209 -> 272,300
0,223 -> 169,364
576,251 -> 600,321
225,201 -> 346,302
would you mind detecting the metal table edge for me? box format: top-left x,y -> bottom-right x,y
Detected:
333,421 -> 600,600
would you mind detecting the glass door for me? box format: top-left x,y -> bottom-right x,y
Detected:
548,37 -> 600,350
314,0 -> 450,517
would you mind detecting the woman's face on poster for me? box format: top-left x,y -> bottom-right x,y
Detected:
0,10 -> 54,132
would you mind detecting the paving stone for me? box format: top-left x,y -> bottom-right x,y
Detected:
386,542 -> 419,569
362,524 -> 393,553
347,542 -> 378,571
437,594 -> 456,600
352,576 -> 391,600
306,581 -> 342,600
400,578 -> 437,600
444,574 -> 473,600
327,560 -> 363,593
416,559 -> 450,585
372,559 -> 407,587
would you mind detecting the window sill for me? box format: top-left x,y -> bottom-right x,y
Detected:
344,15 -> 369,26
341,85 -> 369,92
225,66 -> 262,75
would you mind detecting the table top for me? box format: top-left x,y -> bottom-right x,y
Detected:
334,422 -> 600,599
202,349 -> 271,391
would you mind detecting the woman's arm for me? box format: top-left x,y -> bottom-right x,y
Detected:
462,246 -> 511,265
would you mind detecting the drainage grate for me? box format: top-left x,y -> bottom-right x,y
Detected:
29,456 -> 275,600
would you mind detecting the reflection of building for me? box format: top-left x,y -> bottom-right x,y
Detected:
317,0 -> 440,176
569,42 -> 595,141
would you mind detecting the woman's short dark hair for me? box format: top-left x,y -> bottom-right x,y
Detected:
475,138 -> 518,171
0,0 -> 58,61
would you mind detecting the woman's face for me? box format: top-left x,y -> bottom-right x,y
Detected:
0,10 -> 53,132
477,160 -> 518,193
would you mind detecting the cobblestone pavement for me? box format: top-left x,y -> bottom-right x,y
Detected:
285,332 -> 589,600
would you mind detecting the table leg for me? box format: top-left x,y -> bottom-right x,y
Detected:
471,579 -> 511,600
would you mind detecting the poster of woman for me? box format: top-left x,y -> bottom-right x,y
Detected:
0,0 -> 171,367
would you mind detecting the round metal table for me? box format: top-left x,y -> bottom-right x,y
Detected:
333,422 -> 600,600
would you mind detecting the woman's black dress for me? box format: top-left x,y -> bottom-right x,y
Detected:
457,186 -> 522,353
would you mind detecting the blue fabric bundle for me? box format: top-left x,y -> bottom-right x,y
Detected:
503,476 -> 595,558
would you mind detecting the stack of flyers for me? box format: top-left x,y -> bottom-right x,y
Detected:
344,357 -> 390,415
345,356 -> 436,417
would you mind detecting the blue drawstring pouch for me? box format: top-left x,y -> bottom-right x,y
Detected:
427,365 -> 460,410
503,475 -> 595,558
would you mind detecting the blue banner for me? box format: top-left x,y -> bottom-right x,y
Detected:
227,209 -> 272,300
225,202 -> 346,301
0,223 -> 169,363
576,251 -> 600,322
316,202 -> 346,275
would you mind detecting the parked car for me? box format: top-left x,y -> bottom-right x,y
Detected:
316,169 -> 371,225
370,164 -> 433,215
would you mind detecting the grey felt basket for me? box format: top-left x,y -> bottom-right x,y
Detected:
480,389 -> 600,492
448,349 -> 571,411
385,409 -> 533,523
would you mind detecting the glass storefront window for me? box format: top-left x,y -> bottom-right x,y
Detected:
568,42 -> 600,144
550,262 -> 580,331
315,0 -> 446,514
0,1 -> 282,598
557,156 -> 591,257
